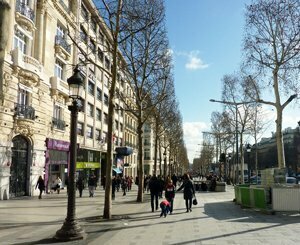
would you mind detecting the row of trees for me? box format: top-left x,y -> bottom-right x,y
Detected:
70,0 -> 188,218
208,0 -> 300,182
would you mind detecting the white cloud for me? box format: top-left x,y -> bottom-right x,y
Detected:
174,50 -> 209,71
185,54 -> 209,70
183,121 -> 210,163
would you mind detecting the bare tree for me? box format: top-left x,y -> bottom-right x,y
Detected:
119,0 -> 169,202
243,0 -> 300,169
221,73 -> 257,183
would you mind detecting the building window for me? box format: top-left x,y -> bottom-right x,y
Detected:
96,108 -> 102,121
104,113 -> 108,124
104,94 -> 109,106
81,3 -> 89,21
102,131 -> 107,142
98,48 -> 103,63
88,103 -> 94,117
14,29 -> 27,54
77,122 -> 84,136
91,19 -> 97,33
105,57 -> 110,70
88,80 -> 95,95
95,129 -> 101,141
52,104 -> 65,130
18,87 -> 29,105
99,31 -> 104,44
80,26 -> 88,43
96,87 -> 102,101
86,125 -> 93,138
90,39 -> 96,54
120,107 -> 123,117
54,59 -> 64,80
115,120 -> 119,130
120,123 -> 123,132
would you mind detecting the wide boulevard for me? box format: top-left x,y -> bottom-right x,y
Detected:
0,185 -> 299,245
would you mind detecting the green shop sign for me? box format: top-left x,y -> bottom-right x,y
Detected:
76,148 -> 101,169
76,162 -> 100,169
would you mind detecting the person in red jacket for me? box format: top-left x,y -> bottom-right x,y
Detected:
160,199 -> 171,217
165,178 -> 176,214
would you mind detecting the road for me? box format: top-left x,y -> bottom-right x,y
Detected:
0,185 -> 299,245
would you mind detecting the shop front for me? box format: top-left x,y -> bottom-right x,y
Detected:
76,148 -> 101,187
45,138 -> 69,193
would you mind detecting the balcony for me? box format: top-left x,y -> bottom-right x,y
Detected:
15,0 -> 35,31
54,35 -> 71,60
52,117 -> 67,131
12,48 -> 41,86
14,104 -> 35,120
50,76 -> 69,98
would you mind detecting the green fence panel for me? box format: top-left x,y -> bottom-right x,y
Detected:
253,188 -> 267,210
240,187 -> 251,207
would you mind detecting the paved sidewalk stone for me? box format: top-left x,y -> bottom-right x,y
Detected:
0,185 -> 299,245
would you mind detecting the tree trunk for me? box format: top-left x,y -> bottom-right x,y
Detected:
103,0 -> 123,219
276,107 -> 285,169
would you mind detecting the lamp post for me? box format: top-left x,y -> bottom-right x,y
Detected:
55,66 -> 86,241
209,99 -> 256,184
226,153 -> 232,184
246,144 -> 251,183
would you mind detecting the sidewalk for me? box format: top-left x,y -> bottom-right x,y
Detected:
0,185 -> 299,245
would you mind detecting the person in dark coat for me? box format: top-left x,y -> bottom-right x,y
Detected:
76,176 -> 84,197
112,176 -> 117,200
165,178 -> 176,214
88,174 -> 97,197
35,175 -> 45,199
148,175 -> 160,212
177,173 -> 195,212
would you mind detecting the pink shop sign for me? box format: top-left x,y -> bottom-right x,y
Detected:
46,138 -> 70,151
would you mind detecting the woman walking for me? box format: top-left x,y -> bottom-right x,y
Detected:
35,175 -> 45,199
177,173 -> 195,212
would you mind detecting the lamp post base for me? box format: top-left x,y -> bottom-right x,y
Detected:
54,220 -> 86,241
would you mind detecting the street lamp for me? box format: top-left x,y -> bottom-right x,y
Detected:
55,66 -> 86,241
209,99 -> 256,184
226,153 -> 232,184
246,144 -> 251,183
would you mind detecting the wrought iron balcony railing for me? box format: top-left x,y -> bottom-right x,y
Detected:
52,117 -> 66,130
15,0 -> 34,21
55,35 -> 71,53
15,104 -> 35,120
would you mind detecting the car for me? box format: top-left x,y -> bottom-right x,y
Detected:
285,177 -> 298,185
250,175 -> 261,184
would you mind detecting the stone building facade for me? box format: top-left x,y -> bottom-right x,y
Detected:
0,0 -> 137,200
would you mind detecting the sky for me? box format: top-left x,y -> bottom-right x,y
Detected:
164,0 -> 300,163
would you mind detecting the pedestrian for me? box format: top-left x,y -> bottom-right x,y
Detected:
127,176 -> 133,191
35,175 -> 45,199
171,174 -> 178,189
112,176 -> 117,200
121,176 -> 127,196
88,174 -> 97,197
165,178 -> 176,214
159,199 -> 171,218
177,173 -> 195,212
54,176 -> 62,194
76,176 -> 84,197
148,175 -> 160,212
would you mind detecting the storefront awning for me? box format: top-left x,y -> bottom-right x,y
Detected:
113,168 -> 122,174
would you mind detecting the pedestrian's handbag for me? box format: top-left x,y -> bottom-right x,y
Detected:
193,198 -> 198,205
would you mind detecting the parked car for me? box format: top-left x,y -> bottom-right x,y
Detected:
285,177 -> 298,185
250,175 -> 261,184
